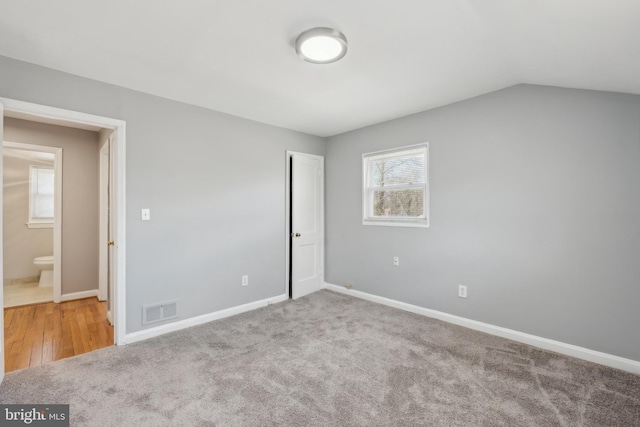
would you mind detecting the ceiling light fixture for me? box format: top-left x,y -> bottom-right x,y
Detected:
295,27 -> 348,64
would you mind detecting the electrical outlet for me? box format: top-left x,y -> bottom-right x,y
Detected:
242,275 -> 249,287
393,256 -> 399,266
458,285 -> 467,298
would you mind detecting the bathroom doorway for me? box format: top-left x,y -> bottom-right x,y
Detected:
0,98 -> 127,379
2,117 -> 111,373
2,141 -> 62,307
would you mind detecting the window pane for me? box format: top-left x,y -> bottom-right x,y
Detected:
33,168 -> 54,219
372,188 -> 424,217
362,144 -> 429,227
34,195 -> 54,219
37,168 -> 54,195
368,154 -> 424,187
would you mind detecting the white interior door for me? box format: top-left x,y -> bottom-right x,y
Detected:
107,134 -> 115,325
98,140 -> 109,302
99,133 -> 115,325
291,153 -> 323,299
0,102 -> 5,381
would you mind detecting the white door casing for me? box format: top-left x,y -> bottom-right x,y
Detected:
290,153 -> 324,299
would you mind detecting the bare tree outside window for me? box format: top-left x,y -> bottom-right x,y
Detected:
363,145 -> 428,227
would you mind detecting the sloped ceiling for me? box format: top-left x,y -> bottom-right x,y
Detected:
0,0 -> 638,137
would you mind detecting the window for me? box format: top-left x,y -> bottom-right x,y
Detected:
28,166 -> 55,228
363,144 -> 428,227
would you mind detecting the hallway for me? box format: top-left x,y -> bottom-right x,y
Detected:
4,297 -> 113,372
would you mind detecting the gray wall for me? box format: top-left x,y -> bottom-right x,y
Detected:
4,54 -> 637,363
3,153 -> 54,281
0,55 -> 325,333
325,84 -> 640,361
4,118 -> 100,294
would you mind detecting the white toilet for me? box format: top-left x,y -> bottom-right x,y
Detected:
34,255 -> 54,287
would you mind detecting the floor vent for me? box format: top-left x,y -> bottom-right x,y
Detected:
142,300 -> 178,325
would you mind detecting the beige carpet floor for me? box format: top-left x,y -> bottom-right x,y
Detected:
1,290 -> 639,426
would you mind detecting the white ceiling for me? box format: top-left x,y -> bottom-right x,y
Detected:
0,0 -> 638,137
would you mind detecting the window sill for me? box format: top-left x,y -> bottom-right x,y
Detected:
26,222 -> 53,229
362,219 -> 429,228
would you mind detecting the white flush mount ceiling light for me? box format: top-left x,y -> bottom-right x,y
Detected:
295,27 -> 348,64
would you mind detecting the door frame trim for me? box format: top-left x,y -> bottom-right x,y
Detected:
0,97 -> 127,346
284,151 -> 324,298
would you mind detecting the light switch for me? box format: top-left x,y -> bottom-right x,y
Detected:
141,208 -> 151,221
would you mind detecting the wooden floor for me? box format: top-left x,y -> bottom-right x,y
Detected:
4,297 -> 113,373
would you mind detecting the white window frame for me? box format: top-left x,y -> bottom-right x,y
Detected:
28,165 -> 55,228
362,143 -> 429,228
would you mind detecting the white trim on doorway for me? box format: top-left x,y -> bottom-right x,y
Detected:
0,97 -> 127,347
2,141 -> 63,303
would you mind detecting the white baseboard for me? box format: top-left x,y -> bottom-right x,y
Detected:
125,293 -> 289,345
324,283 -> 640,375
61,289 -> 99,302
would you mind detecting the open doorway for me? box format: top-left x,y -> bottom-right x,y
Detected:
0,98 -> 126,380
3,117 -> 109,372
3,141 -> 62,307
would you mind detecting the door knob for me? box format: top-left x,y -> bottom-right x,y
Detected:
295,233 -> 301,237
107,240 -> 115,246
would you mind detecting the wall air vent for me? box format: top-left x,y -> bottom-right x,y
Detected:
142,300 -> 179,325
